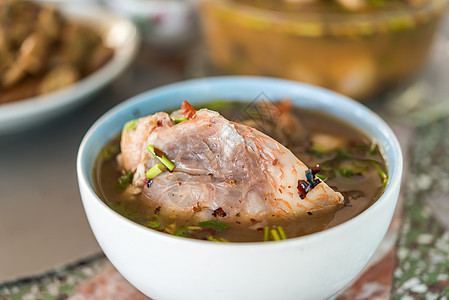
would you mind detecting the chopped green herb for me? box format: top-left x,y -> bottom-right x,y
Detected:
270,229 -> 281,241
147,220 -> 160,229
174,226 -> 190,237
146,164 -> 165,179
124,119 -> 138,132
173,117 -> 187,124
147,145 -> 175,171
277,226 -> 287,240
335,148 -> 350,158
311,144 -> 328,156
264,226 -> 270,242
316,174 -> 328,181
369,0 -> 386,7
110,201 -> 139,220
339,161 -> 367,178
353,160 -> 368,170
371,161 -> 388,185
116,170 -> 133,192
339,165 -> 356,177
264,226 -> 288,242
199,220 -> 230,231
207,236 -> 229,243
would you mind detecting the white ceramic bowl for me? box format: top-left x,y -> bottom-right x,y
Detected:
0,4 -> 139,135
77,77 -> 403,300
104,0 -> 197,47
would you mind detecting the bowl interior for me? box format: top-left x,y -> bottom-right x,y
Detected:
78,76 -> 403,242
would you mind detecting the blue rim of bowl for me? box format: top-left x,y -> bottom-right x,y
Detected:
77,76 -> 403,248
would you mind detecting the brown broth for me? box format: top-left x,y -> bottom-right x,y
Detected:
94,101 -> 387,242
233,0 -> 419,14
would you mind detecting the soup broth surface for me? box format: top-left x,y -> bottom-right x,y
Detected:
94,101 -> 387,242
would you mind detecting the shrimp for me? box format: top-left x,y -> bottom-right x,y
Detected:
120,101 -> 344,223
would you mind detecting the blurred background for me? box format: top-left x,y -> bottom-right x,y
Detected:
1,0 -> 449,298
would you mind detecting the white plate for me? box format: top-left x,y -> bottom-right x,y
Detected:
0,4 -> 139,135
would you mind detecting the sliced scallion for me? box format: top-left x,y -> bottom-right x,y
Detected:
277,226 -> 287,240
316,174 -> 328,181
264,226 -> 270,242
165,224 -> 176,234
146,164 -> 165,179
311,144 -> 328,156
146,219 -> 161,229
147,145 -> 175,171
187,226 -> 202,230
270,229 -> 281,241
